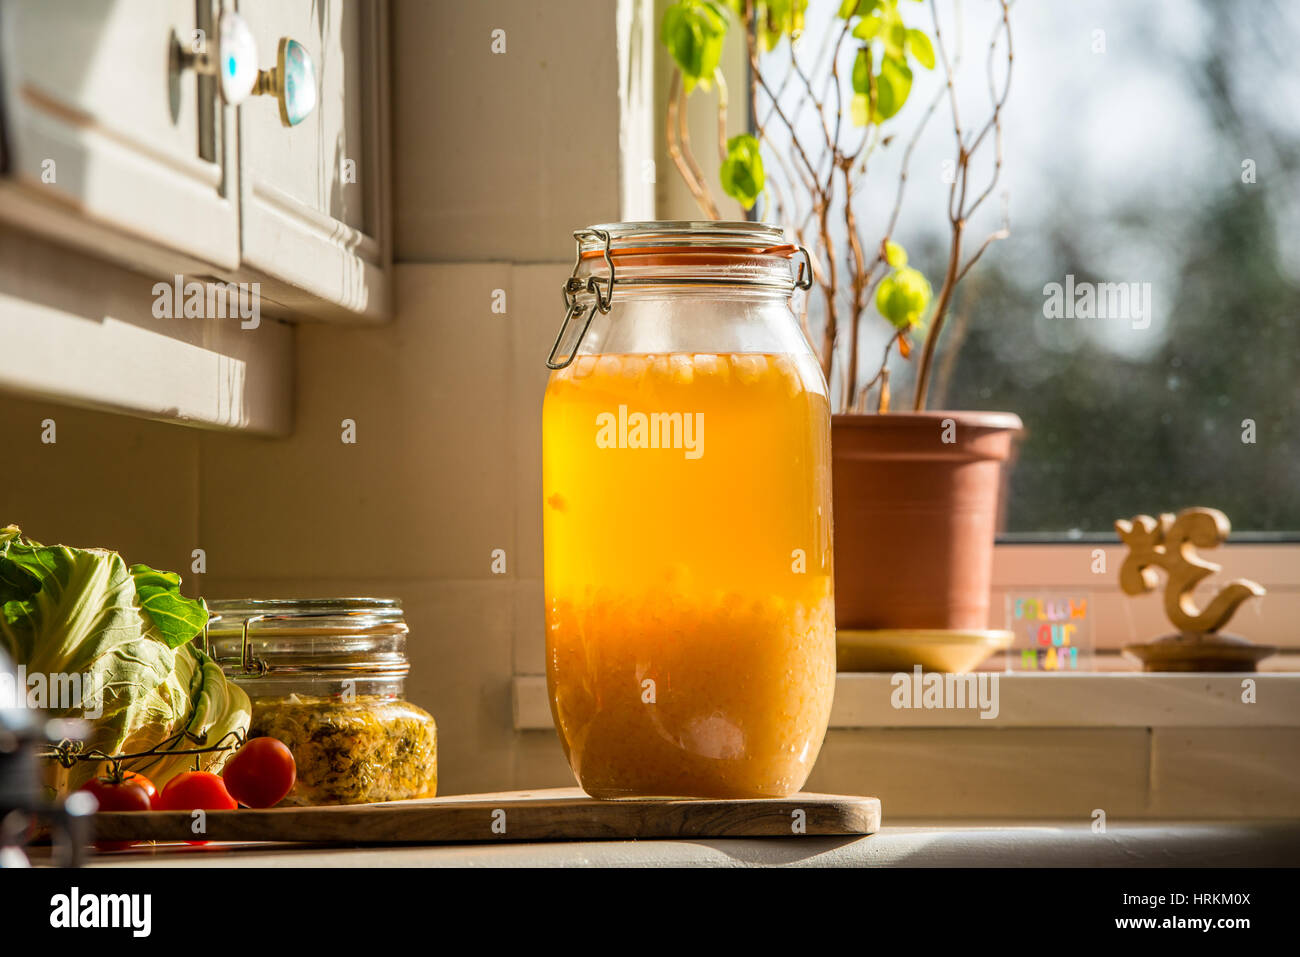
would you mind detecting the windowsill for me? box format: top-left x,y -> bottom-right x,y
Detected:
511,672 -> 1300,731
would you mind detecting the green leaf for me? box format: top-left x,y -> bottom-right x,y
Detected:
852,46 -> 872,95
719,133 -> 765,209
884,240 -> 908,268
906,28 -> 935,69
839,0 -> 883,17
876,265 -> 933,329
852,15 -> 883,41
873,56 -> 913,120
851,93 -> 872,127
0,528 -> 40,605
127,645 -> 250,787
130,563 -> 208,650
757,0 -> 807,50
661,1 -> 730,91
882,5 -> 907,57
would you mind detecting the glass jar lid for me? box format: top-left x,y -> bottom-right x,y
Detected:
575,221 -> 812,289
549,221 -> 813,370
205,598 -> 409,681
580,220 -> 789,253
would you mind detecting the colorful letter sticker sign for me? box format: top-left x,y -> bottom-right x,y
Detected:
1004,593 -> 1093,671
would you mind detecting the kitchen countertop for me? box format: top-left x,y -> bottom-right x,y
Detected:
79,819 -> 1300,868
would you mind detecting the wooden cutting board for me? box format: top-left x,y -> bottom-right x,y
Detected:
92,787 -> 880,845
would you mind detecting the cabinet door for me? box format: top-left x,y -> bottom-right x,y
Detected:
0,0 -> 240,271
236,0 -> 390,321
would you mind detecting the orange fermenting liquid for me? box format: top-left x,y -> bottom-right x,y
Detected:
542,352 -> 835,799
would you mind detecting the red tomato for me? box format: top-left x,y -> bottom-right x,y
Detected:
221,737 -> 297,808
156,771 -> 237,811
156,771 -> 237,846
79,777 -> 152,852
121,771 -> 157,801
81,777 -> 153,813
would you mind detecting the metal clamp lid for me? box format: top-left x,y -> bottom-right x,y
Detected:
545,225 -> 812,370
202,601 -> 410,680
548,228 -> 616,370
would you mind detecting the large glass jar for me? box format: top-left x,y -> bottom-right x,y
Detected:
542,222 -> 835,800
206,599 -> 437,807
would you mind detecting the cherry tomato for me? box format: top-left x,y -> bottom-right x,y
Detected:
156,771 -> 237,846
221,737 -> 297,808
156,771 -> 237,812
121,771 -> 157,801
79,777 -> 152,852
81,777 -> 153,813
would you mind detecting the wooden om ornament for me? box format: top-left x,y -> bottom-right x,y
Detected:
1115,507 -> 1274,671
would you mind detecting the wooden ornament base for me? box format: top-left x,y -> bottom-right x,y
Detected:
1123,631 -> 1278,672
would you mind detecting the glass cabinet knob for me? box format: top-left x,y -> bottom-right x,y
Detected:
253,37 -> 318,128
174,11 -> 259,106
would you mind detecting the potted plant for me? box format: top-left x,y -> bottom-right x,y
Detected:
660,0 -> 1021,646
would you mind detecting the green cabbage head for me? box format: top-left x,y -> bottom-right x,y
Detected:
0,525 -> 250,792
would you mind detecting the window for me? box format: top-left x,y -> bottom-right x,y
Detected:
748,0 -> 1300,535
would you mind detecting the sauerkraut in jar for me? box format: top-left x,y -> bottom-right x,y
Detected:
207,598 -> 437,806
543,223 -> 835,800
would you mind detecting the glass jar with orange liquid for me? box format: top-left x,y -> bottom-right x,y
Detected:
542,222 -> 835,800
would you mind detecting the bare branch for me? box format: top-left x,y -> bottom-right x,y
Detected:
961,0 -> 1014,220
789,37 -> 836,165
955,221 -> 1009,284
827,15 -> 855,183
913,0 -> 1013,411
670,70 -> 721,219
714,67 -> 730,163
751,57 -> 823,195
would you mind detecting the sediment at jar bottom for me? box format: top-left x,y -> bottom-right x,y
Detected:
547,591 -> 836,800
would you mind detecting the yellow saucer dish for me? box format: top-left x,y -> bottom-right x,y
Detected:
836,629 -> 1014,673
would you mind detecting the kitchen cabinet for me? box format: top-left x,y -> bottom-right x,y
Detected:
0,0 -> 390,322
237,0 -> 390,321
0,0 -> 240,273
0,0 -> 391,434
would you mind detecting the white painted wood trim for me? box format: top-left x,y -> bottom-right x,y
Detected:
511,672 -> 1300,731
617,0 -> 656,220
0,229 -> 292,435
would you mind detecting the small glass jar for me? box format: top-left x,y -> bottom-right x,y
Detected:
543,222 -> 836,800
206,598 -> 437,807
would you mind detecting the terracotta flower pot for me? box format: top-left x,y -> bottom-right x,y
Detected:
831,411 -> 1023,631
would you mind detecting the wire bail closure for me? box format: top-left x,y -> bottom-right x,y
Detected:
794,244 -> 814,291
547,228 -> 615,370
544,229 -> 813,371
